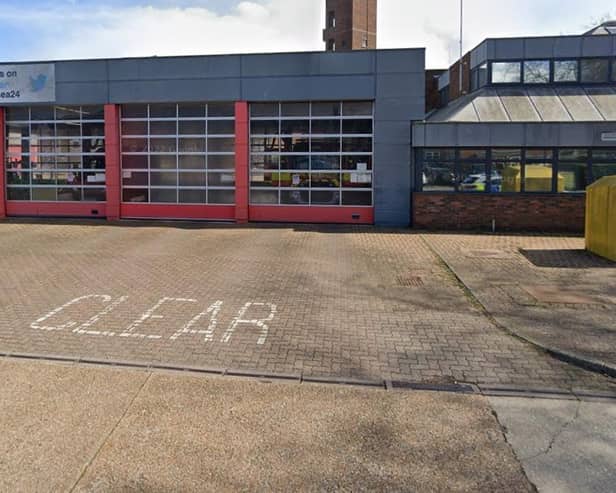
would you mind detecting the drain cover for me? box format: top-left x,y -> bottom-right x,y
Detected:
396,276 -> 424,287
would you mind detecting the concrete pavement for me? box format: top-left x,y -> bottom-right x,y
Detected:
490,396 -> 616,493
1,358 -> 532,492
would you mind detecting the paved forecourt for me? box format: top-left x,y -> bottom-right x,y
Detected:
0,221 -> 614,392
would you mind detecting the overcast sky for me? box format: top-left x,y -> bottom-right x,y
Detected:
0,0 -> 614,68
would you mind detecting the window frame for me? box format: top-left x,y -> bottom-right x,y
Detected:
249,101 -> 374,207
487,57 -> 614,87
5,105 -> 106,203
120,102 -> 236,206
416,146 -> 614,195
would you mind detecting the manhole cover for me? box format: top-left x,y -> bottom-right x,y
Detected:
396,276 -> 424,287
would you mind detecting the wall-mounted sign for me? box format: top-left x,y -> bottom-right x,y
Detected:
601,132 -> 616,142
0,64 -> 55,104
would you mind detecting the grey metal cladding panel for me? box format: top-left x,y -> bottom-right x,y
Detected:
586,87 -> 616,120
241,53 -> 317,77
556,87 -> 603,121
582,35 -> 614,57
524,38 -> 555,59
316,51 -> 376,75
109,78 -> 241,103
473,89 -> 509,122
592,123 -> 616,146
376,49 -> 424,74
493,39 -> 525,60
376,73 -> 424,98
558,123 -> 595,146
489,123 -> 526,146
374,98 -> 425,122
498,88 -> 540,121
55,82 -> 108,104
374,143 -> 410,164
374,144 -> 411,226
55,60 -> 108,82
374,206 -> 411,227
529,87 -> 572,122
241,75 -> 375,101
553,37 -> 583,58
108,59 -> 139,80
374,120 -> 411,145
470,42 -> 488,69
412,123 -> 426,147
525,124 -> 560,146
108,56 -> 242,81
456,124 -> 491,146
424,124 -> 457,147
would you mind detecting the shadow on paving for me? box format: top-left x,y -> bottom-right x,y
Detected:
520,248 -> 615,269
0,358 -> 533,493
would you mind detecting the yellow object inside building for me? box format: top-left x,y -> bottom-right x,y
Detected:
586,176 -> 616,262
501,165 -> 564,193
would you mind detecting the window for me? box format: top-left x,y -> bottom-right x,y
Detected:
420,149 -> 455,192
581,59 -> 609,83
327,11 -> 336,28
554,60 -> 579,83
5,106 -> 105,202
558,149 -> 589,192
491,149 -> 522,192
327,39 -> 336,52
471,63 -> 488,91
524,149 -> 554,193
249,101 -> 373,206
418,147 -> 616,194
458,149 -> 488,193
524,61 -> 550,84
591,149 -> 616,183
362,36 -> 369,48
120,103 -> 235,205
491,62 -> 521,84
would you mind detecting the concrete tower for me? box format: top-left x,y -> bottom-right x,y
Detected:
323,0 -> 377,52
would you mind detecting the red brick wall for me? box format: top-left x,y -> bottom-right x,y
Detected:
324,0 -> 376,51
425,69 -> 446,113
413,193 -> 586,233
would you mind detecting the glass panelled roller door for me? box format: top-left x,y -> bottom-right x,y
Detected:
5,106 -> 106,202
249,101 -> 374,207
120,103 -> 236,205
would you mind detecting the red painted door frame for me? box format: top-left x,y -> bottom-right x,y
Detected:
0,107 -> 6,219
104,104 -> 121,220
235,101 -> 249,223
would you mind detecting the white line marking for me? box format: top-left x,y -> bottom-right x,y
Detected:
30,295 -> 111,332
73,296 -> 129,336
119,297 -> 197,339
170,300 -> 223,342
221,302 -> 277,345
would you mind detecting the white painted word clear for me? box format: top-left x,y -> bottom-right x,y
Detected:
31,295 -> 277,345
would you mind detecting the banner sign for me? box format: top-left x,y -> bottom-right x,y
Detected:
0,64 -> 56,104
601,132 -> 616,142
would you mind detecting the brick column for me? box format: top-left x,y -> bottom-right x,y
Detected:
234,101 -> 249,223
0,108 -> 6,219
104,104 -> 121,221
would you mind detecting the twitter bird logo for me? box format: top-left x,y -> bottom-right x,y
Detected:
30,74 -> 47,92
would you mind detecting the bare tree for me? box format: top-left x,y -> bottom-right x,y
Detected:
585,11 -> 616,30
